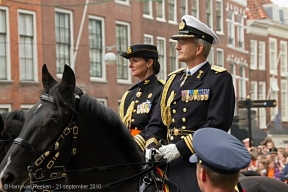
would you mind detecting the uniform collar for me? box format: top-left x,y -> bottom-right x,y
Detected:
137,74 -> 157,90
187,61 -> 207,75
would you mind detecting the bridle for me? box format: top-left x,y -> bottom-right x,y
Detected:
11,92 -> 177,192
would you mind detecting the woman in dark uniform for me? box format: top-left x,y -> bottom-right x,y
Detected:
119,44 -> 164,151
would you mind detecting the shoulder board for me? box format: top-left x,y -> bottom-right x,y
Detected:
168,68 -> 186,76
158,79 -> 165,85
211,65 -> 227,73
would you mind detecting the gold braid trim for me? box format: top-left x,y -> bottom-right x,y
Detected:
134,135 -> 145,151
122,101 -> 135,129
235,186 -> 240,192
160,74 -> 177,126
145,137 -> 159,148
119,91 -> 130,120
184,134 -> 195,154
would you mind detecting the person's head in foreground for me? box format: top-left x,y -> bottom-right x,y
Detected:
189,128 -> 251,192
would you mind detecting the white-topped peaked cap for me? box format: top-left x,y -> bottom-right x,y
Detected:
171,15 -> 219,45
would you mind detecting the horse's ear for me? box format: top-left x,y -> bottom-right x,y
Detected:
0,115 -> 5,133
59,64 -> 76,97
42,64 -> 58,92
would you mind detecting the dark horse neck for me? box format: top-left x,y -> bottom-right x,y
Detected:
62,94 -> 145,191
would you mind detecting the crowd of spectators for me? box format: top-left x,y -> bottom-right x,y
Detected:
240,137 -> 288,183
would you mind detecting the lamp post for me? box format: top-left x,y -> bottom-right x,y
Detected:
104,45 -> 116,65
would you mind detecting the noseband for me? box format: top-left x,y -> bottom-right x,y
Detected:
13,93 -> 81,179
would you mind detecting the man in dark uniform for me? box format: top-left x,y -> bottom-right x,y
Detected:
145,15 -> 235,191
189,128 -> 250,192
119,44 -> 164,151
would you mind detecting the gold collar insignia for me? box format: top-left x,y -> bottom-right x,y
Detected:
144,80 -> 150,84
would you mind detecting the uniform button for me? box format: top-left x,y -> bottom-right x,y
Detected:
182,118 -> 186,122
135,100 -> 139,103
173,101 -> 177,105
172,109 -> 176,114
132,119 -> 135,122
183,108 -> 187,112
172,118 -> 175,123
182,126 -> 186,129
135,127 -> 138,130
133,109 -> 136,112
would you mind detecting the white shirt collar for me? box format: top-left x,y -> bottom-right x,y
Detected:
187,61 -> 207,75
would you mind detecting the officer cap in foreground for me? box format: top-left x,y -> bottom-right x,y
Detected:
189,128 -> 251,174
171,15 -> 219,45
120,44 -> 158,59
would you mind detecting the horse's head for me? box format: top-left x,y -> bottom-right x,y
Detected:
0,64 -> 78,191
0,115 -> 9,162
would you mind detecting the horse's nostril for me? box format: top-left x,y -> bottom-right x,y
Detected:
2,172 -> 17,184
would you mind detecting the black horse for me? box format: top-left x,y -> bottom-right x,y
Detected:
0,64 -> 162,192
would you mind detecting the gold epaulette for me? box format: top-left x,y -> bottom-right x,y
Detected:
168,68 -> 185,76
158,79 -> 165,85
211,65 -> 227,73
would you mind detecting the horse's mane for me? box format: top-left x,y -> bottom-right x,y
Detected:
47,84 -> 143,163
1,110 -> 26,123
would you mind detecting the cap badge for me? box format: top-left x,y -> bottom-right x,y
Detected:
179,20 -> 185,30
127,46 -> 132,54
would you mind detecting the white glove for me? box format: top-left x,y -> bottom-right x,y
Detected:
145,148 -> 164,162
159,144 -> 181,162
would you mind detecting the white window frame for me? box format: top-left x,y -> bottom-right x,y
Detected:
237,14 -> 244,49
280,41 -> 287,77
156,0 -> 166,22
270,78 -> 279,120
216,48 -> 224,67
20,104 -> 34,112
207,47 -> 214,64
115,0 -> 130,6
143,0 -> 153,19
96,98 -> 107,107
263,4 -> 279,21
191,0 -> 199,19
169,39 -> 178,73
205,0 -> 213,29
216,0 -> 223,34
250,40 -> 257,70
180,0 -> 188,18
250,81 -> 257,100
157,36 -> 167,80
258,82 -> 266,129
227,9 -> 235,46
258,41 -> 265,70
116,20 -> 131,84
144,34 -> 153,45
88,15 -> 106,82
0,7 -> 11,81
168,0 -> 177,24
238,66 -> 246,99
269,38 -> 277,75
229,63 -> 237,97
55,8 -> 74,78
0,104 -> 11,112
18,9 -> 38,82
281,80 -> 288,121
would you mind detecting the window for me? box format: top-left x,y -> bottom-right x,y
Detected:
89,16 -> 105,80
157,37 -> 166,80
227,10 -> 234,46
21,104 -> 34,112
143,0 -> 152,17
250,81 -> 257,100
0,104 -> 11,113
280,41 -> 287,76
281,80 -> 288,121
216,0 -> 223,32
0,8 -> 9,80
156,0 -> 165,20
19,11 -> 37,81
144,34 -> 153,44
96,98 -> 107,107
191,0 -> 199,18
270,78 -> 279,120
269,38 -> 277,75
237,14 -> 244,49
207,47 -> 214,64
180,0 -> 188,18
250,40 -> 257,69
216,48 -> 224,67
115,0 -> 129,5
258,82 -> 266,129
279,9 -> 288,24
55,9 -> 73,74
229,63 -> 237,96
238,66 -> 246,99
258,41 -> 265,70
169,40 -> 177,73
206,0 -> 212,28
116,22 -> 130,82
168,0 -> 176,22
264,4 -> 279,21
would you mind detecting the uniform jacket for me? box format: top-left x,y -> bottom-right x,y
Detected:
119,74 -> 164,151
145,62 -> 235,159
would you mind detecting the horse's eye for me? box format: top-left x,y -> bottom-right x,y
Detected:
48,119 -> 58,127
